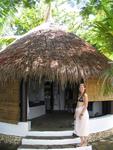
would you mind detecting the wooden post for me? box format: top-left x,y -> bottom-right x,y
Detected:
20,78 -> 29,122
50,81 -> 54,111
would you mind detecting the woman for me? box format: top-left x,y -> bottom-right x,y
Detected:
74,83 -> 89,147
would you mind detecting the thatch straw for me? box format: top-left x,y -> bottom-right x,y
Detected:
0,23 -> 110,84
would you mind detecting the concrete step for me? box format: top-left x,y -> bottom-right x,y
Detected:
27,130 -> 73,137
18,144 -> 92,150
25,135 -> 78,139
22,137 -> 80,145
18,131 -> 92,150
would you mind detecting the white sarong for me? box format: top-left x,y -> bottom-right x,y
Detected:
74,106 -> 89,136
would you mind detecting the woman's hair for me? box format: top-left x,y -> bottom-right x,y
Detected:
79,83 -> 86,98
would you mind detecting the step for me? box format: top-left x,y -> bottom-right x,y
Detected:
18,144 -> 92,150
25,135 -> 78,139
18,131 -> 92,150
27,131 -> 73,137
22,137 -> 80,145
18,144 -> 79,149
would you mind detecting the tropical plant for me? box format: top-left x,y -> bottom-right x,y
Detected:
79,0 -> 113,95
77,0 -> 113,59
0,0 -> 80,50
98,65 -> 113,95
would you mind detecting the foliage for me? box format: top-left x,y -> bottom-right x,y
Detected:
0,0 -> 38,33
0,37 -> 16,50
77,0 -> 113,95
0,0 -> 44,49
0,0 -> 80,50
99,66 -> 113,95
78,0 -> 113,59
0,0 -> 37,17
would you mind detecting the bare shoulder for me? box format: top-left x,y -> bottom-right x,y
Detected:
84,93 -> 88,99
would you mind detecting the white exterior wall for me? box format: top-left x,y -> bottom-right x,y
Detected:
89,114 -> 113,133
1,115 -> 113,136
0,122 -> 31,136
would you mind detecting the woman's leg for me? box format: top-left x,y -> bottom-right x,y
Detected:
80,136 -> 84,145
79,136 -> 88,146
83,136 -> 88,146
76,136 -> 83,147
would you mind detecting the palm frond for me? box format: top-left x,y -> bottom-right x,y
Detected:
99,65 -> 113,95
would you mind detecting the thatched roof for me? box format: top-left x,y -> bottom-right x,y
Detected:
0,23 -> 110,84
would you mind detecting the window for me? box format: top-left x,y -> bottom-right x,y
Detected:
88,102 -> 93,111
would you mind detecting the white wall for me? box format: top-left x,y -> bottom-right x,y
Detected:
1,115 -> 113,136
89,114 -> 113,133
0,122 -> 31,136
28,105 -> 45,120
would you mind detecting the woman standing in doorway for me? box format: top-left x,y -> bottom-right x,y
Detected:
74,83 -> 89,147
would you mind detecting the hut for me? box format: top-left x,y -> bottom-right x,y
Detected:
0,22 -> 113,136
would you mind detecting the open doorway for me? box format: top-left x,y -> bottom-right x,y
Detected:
20,79 -> 79,130
26,80 -> 79,119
